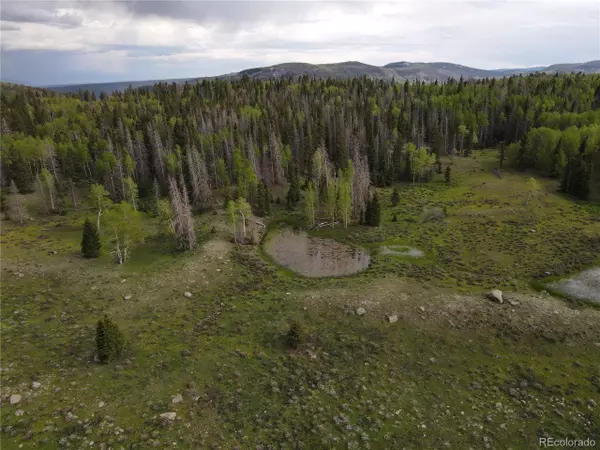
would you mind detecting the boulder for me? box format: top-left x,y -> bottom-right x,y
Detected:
355,307 -> 366,316
183,292 -> 193,298
387,315 -> 398,323
9,394 -> 21,404
123,295 -> 132,300
159,412 -> 177,421
488,289 -> 503,304
171,394 -> 183,404
31,381 -> 41,389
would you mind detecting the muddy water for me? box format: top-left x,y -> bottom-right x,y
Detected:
264,228 -> 371,277
549,267 -> 600,303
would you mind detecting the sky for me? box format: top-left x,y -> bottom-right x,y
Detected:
1,0 -> 599,86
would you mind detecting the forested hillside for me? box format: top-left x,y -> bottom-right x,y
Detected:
1,73 -> 599,222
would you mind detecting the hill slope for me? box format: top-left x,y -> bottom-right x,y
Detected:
41,60 -> 600,94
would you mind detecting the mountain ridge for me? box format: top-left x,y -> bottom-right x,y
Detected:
37,60 -> 600,95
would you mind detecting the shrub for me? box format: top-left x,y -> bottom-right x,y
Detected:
81,217 -> 101,258
421,207 -> 445,223
285,321 -> 302,349
96,314 -> 125,363
444,166 -> 452,184
391,187 -> 399,207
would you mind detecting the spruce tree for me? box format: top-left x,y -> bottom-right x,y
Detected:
81,217 -> 101,258
366,193 -> 381,226
444,166 -> 452,184
285,321 -> 303,349
262,182 -> 271,215
286,178 -> 299,210
372,193 -> 381,226
96,314 -> 125,363
391,187 -> 399,207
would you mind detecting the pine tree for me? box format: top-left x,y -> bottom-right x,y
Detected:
286,176 -> 300,210
391,187 -> 399,207
263,184 -> 271,215
285,321 -> 303,349
96,314 -> 125,363
366,192 -> 381,226
444,166 -> 452,184
81,217 -> 101,258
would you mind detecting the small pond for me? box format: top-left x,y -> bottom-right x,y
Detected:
549,267 -> 600,303
264,228 -> 371,277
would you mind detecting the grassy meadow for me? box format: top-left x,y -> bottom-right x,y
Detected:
1,150 -> 599,449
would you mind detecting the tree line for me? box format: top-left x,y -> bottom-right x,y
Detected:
1,72 -> 598,232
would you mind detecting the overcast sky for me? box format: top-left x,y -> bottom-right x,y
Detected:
1,0 -> 599,86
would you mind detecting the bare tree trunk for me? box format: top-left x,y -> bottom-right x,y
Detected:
70,179 -> 78,210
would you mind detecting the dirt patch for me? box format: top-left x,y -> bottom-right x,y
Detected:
297,276 -> 600,341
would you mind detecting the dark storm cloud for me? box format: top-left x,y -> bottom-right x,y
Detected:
1,22 -> 21,31
120,1 -> 370,28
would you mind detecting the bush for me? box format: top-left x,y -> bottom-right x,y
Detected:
391,187 -> 399,207
81,217 -> 101,258
285,321 -> 302,349
421,207 -> 445,223
96,314 -> 125,363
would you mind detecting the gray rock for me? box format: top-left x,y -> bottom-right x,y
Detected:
15,409 -> 24,416
387,315 -> 398,323
183,292 -> 193,298
589,399 -> 597,408
159,412 -> 176,421
488,289 -> 503,304
484,416 -> 492,424
180,350 -> 191,357
418,306 -> 425,312
123,295 -> 132,300
356,308 -> 366,316
9,394 -> 21,405
98,401 -> 105,408
171,394 -> 183,404
31,381 -> 41,389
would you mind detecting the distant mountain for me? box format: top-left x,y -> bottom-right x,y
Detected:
543,60 -> 600,74
46,77 -> 198,96
42,60 -> 600,95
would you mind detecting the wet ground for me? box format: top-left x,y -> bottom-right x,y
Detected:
380,245 -> 425,258
549,267 -> 600,303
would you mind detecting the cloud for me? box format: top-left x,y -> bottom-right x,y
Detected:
1,0 -> 598,85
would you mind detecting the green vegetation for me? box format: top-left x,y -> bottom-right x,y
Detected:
81,217 -> 101,258
96,314 -> 125,363
1,73 -> 599,448
285,321 -> 303,349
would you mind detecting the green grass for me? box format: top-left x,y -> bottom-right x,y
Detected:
1,150 -> 599,449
